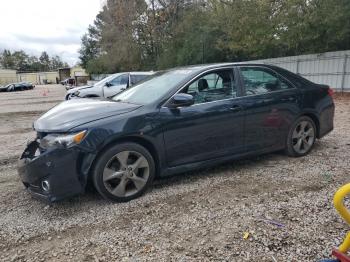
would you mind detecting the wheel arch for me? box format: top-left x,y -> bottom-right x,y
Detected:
299,112 -> 320,138
89,135 -> 161,179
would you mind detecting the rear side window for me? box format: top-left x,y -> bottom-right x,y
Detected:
274,67 -> 311,88
240,67 -> 293,95
130,74 -> 149,85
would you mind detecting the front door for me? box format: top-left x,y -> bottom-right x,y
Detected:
103,73 -> 129,97
160,68 -> 245,167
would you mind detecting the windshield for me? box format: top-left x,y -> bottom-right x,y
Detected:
112,69 -> 195,104
95,73 -> 123,87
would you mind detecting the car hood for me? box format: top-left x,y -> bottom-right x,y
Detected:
67,85 -> 93,94
34,98 -> 142,132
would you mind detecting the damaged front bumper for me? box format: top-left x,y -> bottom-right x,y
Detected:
17,140 -> 85,202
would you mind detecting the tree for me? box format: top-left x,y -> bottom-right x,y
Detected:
0,50 -> 68,71
79,0 -> 350,73
27,55 -> 42,71
39,51 -> 50,71
0,50 -> 15,69
157,3 -> 228,68
276,0 -> 350,55
79,33 -> 99,69
78,17 -> 103,70
50,55 -> 67,70
12,51 -> 29,71
101,0 -> 146,71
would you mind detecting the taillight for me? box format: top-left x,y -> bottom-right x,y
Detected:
328,87 -> 334,97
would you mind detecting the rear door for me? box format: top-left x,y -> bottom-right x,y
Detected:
238,66 -> 301,151
160,68 -> 246,167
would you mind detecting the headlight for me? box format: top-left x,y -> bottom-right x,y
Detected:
40,130 -> 86,149
73,91 -> 80,96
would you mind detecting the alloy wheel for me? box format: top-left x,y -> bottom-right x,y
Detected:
102,150 -> 150,197
292,120 -> 315,154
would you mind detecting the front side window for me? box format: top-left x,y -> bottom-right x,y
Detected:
95,74 -> 120,87
182,69 -> 236,104
240,67 -> 293,96
110,74 -> 128,86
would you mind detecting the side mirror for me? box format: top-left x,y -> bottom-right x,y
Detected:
105,82 -> 112,87
168,93 -> 194,108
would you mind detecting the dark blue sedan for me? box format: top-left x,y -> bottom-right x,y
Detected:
18,63 -> 334,202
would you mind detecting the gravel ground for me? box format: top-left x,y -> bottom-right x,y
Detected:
0,85 -> 349,261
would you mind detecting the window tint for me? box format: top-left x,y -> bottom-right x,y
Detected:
120,74 -> 129,85
95,74 -> 122,88
183,70 -> 236,104
130,74 -> 149,85
110,74 -> 128,86
274,67 -> 310,88
240,67 -> 293,95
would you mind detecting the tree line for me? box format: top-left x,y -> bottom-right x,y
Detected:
0,50 -> 69,72
79,0 -> 350,74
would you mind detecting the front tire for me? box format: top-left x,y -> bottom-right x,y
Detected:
286,116 -> 316,157
92,142 -> 155,202
83,95 -> 100,99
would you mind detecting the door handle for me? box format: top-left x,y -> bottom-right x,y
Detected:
230,105 -> 242,112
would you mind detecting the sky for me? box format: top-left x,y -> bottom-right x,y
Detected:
0,0 -> 102,66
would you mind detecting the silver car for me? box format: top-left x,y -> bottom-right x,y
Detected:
65,71 -> 154,100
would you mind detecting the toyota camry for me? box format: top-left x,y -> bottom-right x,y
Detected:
18,63 -> 334,202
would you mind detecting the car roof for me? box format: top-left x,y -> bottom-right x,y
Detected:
129,71 -> 155,75
108,64 -> 287,79
162,62 -> 295,79
173,62 -> 279,70
109,71 -> 154,75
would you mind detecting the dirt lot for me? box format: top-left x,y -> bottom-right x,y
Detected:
0,85 -> 349,261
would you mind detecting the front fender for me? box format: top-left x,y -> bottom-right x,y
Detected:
71,111 -> 164,179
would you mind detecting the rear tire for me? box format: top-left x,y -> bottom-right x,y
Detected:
285,116 -> 316,157
92,142 -> 155,202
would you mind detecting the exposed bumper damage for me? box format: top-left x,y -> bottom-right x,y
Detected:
17,140 -> 85,202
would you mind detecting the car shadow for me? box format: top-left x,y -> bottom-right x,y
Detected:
50,151 -> 284,209
48,140 -> 325,212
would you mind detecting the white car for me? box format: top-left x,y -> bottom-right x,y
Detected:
65,71 -> 154,100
